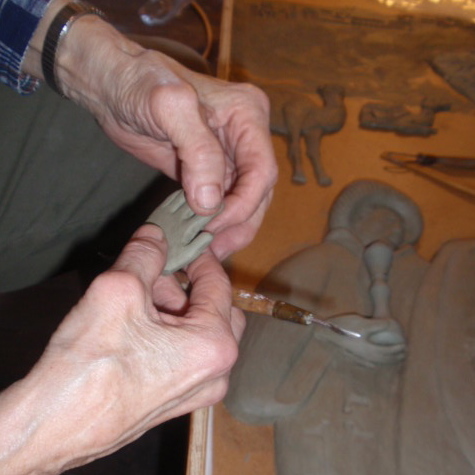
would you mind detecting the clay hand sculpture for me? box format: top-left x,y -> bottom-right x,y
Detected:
318,237 -> 407,365
320,314 -> 406,365
146,189 -> 218,273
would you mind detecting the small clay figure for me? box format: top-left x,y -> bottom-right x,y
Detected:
359,98 -> 450,136
264,84 -> 346,186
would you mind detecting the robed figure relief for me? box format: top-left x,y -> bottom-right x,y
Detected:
225,180 -> 475,474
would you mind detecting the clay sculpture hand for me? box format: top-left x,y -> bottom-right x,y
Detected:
146,189 -> 219,273
319,314 -> 406,366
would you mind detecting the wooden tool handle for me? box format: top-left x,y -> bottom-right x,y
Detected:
232,288 -> 275,315
177,273 -> 283,317
417,153 -> 475,169
178,274 -> 354,334
232,289 -> 314,325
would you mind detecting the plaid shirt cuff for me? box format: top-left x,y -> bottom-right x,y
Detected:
0,0 -> 49,94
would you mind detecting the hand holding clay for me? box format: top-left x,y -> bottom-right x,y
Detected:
318,314 -> 406,366
23,1 -> 277,261
0,225 -> 245,474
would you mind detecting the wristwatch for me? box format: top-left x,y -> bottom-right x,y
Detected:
41,1 -> 106,96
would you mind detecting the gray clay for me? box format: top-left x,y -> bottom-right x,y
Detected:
431,50 -> 475,103
225,180 -> 434,474
146,189 -> 217,274
359,98 -> 450,136
265,84 -> 346,186
226,180 -> 475,473
399,239 -> 475,474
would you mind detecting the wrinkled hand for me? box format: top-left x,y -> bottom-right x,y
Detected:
0,225 -> 245,474
318,315 -> 407,366
46,224 -> 245,451
56,17 -> 277,260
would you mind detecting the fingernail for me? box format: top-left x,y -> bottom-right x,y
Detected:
196,185 -> 222,210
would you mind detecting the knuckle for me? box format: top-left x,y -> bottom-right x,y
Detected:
235,82 -> 271,114
125,236 -> 167,261
209,331 -> 240,373
195,329 -> 239,379
249,159 -> 278,190
151,80 -> 198,111
254,86 -> 272,113
89,270 -> 144,301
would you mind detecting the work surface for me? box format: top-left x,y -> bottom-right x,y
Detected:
214,0 -> 475,473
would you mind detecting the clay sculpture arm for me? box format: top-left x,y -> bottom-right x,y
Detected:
225,247 -> 334,424
226,313 -> 316,425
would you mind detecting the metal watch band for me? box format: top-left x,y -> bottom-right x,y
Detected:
41,1 -> 106,96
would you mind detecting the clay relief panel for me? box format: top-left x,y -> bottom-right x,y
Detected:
230,1 -> 475,186
225,180 -> 475,474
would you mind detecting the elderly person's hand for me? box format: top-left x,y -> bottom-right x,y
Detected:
24,2 -> 277,260
0,225 -> 245,474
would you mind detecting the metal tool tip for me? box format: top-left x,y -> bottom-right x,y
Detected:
310,317 -> 361,338
330,324 -> 362,339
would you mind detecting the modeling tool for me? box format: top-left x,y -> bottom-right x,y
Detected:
382,152 -> 475,198
232,288 -> 361,338
174,271 -> 359,338
149,190 -> 359,339
383,151 -> 475,169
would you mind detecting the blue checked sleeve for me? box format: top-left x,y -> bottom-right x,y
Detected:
0,0 -> 49,94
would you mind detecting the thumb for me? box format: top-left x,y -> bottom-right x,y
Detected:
179,121 -> 226,215
166,97 -> 225,215
111,224 -> 168,288
150,80 -> 226,214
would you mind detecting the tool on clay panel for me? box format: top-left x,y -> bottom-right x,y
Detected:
175,271 -> 361,338
148,188 -> 361,339
231,288 -> 361,338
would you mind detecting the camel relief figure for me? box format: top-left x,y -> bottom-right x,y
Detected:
264,84 -> 346,186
